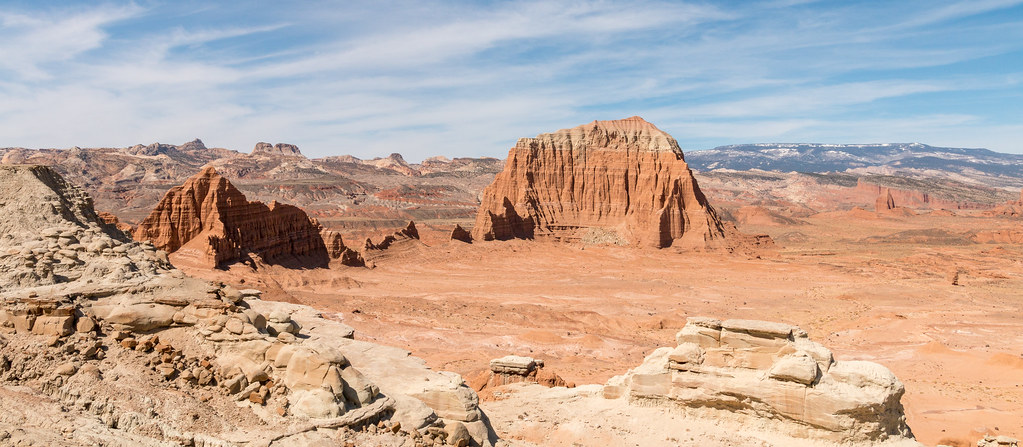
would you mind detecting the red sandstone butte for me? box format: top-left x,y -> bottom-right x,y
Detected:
471,116 -> 731,249
134,166 -> 359,268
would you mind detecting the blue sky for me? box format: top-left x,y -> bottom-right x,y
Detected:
0,0 -> 1021,160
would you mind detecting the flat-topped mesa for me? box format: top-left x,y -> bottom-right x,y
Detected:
133,166 -> 356,268
251,142 -> 304,158
471,116 -> 730,248
604,316 -> 914,444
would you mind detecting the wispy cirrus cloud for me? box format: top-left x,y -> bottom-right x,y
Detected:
0,5 -> 142,80
0,0 -> 1020,158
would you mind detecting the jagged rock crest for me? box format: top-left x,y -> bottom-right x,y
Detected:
133,167 -> 343,268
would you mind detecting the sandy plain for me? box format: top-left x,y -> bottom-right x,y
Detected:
180,210 -> 1023,447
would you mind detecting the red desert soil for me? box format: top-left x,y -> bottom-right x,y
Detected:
178,210 -> 1023,447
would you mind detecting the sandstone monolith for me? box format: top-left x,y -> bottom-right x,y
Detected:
471,117 -> 729,248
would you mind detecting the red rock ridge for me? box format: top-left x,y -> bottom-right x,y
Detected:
364,221 -> 420,251
856,179 -> 993,211
133,167 -> 358,268
471,116 -> 732,249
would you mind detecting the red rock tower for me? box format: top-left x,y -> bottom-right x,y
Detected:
471,117 -> 729,248
876,188 -> 896,211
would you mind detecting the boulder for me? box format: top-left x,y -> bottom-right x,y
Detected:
339,364 -> 379,405
411,386 -> 481,422
769,354 -> 819,385
289,389 -> 341,419
444,421 -> 472,447
489,355 -> 537,375
31,315 -> 74,337
75,315 -> 97,333
472,355 -> 571,393
93,302 -> 179,332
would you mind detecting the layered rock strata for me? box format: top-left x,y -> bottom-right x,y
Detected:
471,116 -> 729,248
603,316 -> 914,443
134,167 -> 361,268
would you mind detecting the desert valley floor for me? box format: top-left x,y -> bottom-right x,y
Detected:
178,210 -> 1023,447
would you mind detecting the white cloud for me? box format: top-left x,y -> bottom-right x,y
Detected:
0,1 -> 1021,157
0,5 -> 141,79
678,81 -> 954,118
250,1 -> 730,79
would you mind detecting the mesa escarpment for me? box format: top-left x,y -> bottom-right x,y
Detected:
133,166 -> 361,268
0,165 -> 498,446
472,117 -> 737,249
251,142 -> 304,158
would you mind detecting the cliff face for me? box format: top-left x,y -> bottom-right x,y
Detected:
855,179 -> 994,211
876,188 -> 897,211
472,116 -> 728,248
133,167 -> 340,268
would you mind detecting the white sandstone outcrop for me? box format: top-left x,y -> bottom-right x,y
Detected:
604,316 -> 914,443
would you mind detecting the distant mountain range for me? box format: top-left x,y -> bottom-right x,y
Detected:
686,143 -> 1023,179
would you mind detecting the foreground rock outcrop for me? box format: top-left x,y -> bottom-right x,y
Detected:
978,434 -> 1021,447
0,165 -> 169,289
0,165 -> 497,446
133,167 -> 362,268
472,117 -> 745,249
604,317 -> 914,443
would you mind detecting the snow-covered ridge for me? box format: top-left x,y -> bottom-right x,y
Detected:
685,143 -> 1023,180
